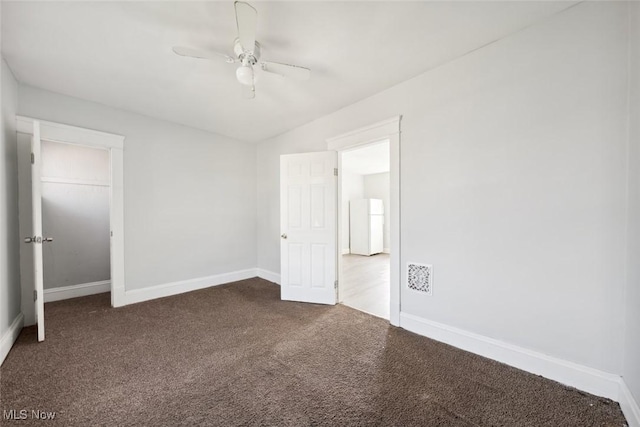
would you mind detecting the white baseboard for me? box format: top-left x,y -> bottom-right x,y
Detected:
342,249 -> 392,254
44,280 -> 111,303
1,313 -> 24,367
257,268 -> 281,285
124,269 -> 257,305
620,380 -> 640,427
399,312 -> 621,401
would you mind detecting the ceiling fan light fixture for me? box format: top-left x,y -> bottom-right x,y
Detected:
236,64 -> 254,86
173,1 -> 310,98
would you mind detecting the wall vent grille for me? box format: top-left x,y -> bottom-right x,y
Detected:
407,263 -> 433,295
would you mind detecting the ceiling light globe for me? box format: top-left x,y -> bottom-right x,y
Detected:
236,65 -> 254,86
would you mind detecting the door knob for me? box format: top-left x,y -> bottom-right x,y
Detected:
23,236 -> 53,243
281,233 -> 287,239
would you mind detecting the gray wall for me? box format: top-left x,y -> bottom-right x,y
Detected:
0,57 -> 20,337
41,141 -> 110,289
18,85 -> 257,293
624,0 -> 640,407
257,2 -> 628,374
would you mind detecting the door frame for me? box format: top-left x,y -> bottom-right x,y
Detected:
16,116 -> 126,309
327,116 -> 401,326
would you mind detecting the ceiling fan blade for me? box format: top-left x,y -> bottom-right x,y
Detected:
261,61 -> 311,81
234,1 -> 257,54
172,46 -> 236,63
242,84 -> 256,99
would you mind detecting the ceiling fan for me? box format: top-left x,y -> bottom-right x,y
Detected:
173,1 -> 311,99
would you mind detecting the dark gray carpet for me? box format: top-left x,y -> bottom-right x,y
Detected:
0,278 -> 627,426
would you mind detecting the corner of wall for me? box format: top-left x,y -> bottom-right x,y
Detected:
620,377 -> 640,427
1,55 -> 24,357
623,2 -> 640,425
0,314 -> 23,367
256,268 -> 281,285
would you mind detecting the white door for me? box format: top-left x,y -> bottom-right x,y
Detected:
280,151 -> 337,305
28,121 -> 46,342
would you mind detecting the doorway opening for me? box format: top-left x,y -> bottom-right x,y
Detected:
338,140 -> 390,319
17,117 -> 125,337
278,117 -> 400,324
40,140 -> 112,303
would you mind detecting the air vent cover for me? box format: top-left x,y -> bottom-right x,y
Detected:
407,263 -> 433,295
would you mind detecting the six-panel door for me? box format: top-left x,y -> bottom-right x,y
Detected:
280,151 -> 337,305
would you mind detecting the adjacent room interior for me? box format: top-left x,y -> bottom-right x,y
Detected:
1,1 -> 639,426
339,141 -> 390,319
27,140 -> 112,304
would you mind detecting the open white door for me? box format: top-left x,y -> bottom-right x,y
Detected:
27,121 -> 47,341
280,151 -> 337,305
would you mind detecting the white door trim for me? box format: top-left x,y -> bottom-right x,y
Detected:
327,116 -> 401,326
16,116 -> 126,308
16,117 -> 124,149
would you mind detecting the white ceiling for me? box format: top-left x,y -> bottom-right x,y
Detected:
2,1 -> 576,143
343,141 -> 390,176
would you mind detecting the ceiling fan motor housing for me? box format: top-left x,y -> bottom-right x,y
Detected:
234,38 -> 261,65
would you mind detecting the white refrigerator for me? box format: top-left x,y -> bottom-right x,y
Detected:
349,199 -> 384,256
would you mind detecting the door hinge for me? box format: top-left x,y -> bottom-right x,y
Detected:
334,280 -> 338,289
334,168 -> 338,176
33,290 -> 37,301
31,153 -> 35,164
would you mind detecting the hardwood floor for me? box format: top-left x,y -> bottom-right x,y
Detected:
339,253 -> 390,319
